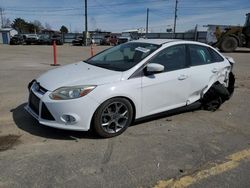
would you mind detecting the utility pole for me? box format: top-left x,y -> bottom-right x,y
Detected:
194,24 -> 198,41
173,0 -> 178,37
84,0 -> 88,46
0,7 -> 4,28
146,8 -> 149,38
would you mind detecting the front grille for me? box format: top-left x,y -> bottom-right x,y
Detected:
38,85 -> 48,94
34,83 -> 48,95
29,91 -> 40,115
41,103 -> 55,121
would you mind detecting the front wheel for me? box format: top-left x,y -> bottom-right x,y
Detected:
92,98 -> 134,138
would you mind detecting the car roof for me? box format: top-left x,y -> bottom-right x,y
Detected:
131,38 -> 209,46
133,38 -> 180,45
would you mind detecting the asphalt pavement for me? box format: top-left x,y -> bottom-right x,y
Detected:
0,45 -> 249,188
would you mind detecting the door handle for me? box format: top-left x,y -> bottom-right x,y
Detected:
212,68 -> 219,73
178,75 -> 188,80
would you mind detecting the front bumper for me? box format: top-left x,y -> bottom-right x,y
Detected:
25,86 -> 100,131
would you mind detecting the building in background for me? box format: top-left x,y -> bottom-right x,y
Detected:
0,28 -> 18,44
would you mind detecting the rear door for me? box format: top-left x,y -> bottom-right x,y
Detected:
187,44 -> 229,103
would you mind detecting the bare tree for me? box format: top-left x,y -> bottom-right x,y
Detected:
45,22 -> 52,30
0,7 -> 4,28
3,18 -> 11,28
33,20 -> 44,32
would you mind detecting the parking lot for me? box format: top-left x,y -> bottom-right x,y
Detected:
0,44 -> 250,188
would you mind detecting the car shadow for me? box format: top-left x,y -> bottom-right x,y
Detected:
12,103 -> 100,140
12,102 -> 202,140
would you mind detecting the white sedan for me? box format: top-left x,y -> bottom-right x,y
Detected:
25,39 -> 235,137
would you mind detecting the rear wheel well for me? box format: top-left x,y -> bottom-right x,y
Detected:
202,81 -> 230,111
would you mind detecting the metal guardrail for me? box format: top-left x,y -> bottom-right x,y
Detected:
61,31 -> 208,44
146,32 -> 207,43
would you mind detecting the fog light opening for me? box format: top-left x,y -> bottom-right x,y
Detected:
62,114 -> 76,124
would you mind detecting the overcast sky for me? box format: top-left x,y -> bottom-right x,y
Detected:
0,0 -> 249,32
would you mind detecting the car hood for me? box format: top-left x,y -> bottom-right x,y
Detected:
37,62 -> 123,91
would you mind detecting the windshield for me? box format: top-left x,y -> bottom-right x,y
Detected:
85,42 -> 160,71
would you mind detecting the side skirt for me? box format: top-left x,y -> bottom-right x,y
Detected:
134,101 -> 202,124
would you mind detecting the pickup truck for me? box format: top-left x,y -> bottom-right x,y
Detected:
25,34 -> 39,45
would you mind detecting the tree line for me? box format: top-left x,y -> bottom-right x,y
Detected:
2,17 -> 69,34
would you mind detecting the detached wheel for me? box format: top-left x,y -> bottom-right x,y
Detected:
203,97 -> 222,112
220,37 -> 237,52
202,86 -> 222,112
93,98 -> 133,138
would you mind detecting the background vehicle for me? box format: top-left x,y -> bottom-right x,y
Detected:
10,34 -> 25,45
118,30 -> 139,44
91,36 -> 102,45
25,34 -> 39,45
37,34 -> 51,45
100,35 -> 118,45
213,13 -> 250,52
72,36 -> 84,46
108,35 -> 118,45
100,35 -> 108,45
50,34 -> 63,45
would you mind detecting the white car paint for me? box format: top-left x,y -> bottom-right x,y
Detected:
25,39 -> 233,131
141,67 -> 191,116
37,62 -> 123,91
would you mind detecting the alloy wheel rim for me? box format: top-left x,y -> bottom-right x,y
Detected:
101,102 -> 129,133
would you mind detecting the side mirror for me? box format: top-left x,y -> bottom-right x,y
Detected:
145,63 -> 165,75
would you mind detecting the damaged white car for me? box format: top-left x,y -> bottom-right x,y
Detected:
25,39 -> 235,137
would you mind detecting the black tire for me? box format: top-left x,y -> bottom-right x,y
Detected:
202,86 -> 223,111
203,96 -> 222,112
220,37 -> 238,52
227,72 -> 235,97
93,98 -> 134,138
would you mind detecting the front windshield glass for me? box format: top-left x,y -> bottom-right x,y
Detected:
85,42 -> 160,71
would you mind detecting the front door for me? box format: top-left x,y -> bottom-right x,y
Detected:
141,44 -> 191,116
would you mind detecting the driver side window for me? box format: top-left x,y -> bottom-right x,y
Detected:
148,44 -> 187,72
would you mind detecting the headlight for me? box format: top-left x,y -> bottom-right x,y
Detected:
49,85 -> 96,100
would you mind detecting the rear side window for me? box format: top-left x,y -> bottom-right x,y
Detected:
209,48 -> 224,62
189,44 -> 213,66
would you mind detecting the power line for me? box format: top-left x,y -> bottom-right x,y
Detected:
3,0 -> 168,11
